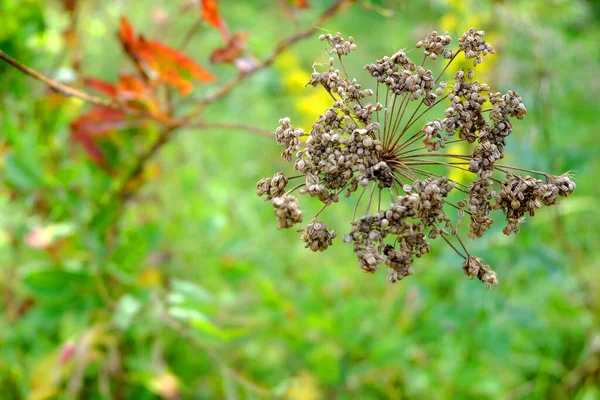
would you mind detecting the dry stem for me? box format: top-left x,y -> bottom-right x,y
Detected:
0,49 -> 117,108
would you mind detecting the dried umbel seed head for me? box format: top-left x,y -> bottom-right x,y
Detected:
319,32 -> 357,56
259,28 -> 575,288
272,195 -> 303,229
462,256 -> 498,289
257,172 -> 289,200
298,219 -> 337,252
545,173 -> 576,199
274,118 -> 306,161
458,28 -> 495,66
416,30 -> 453,60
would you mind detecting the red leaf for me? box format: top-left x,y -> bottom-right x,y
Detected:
137,38 -> 216,95
295,0 -> 310,8
199,0 -> 229,41
210,32 -> 247,64
71,107 -> 128,137
84,78 -> 119,97
84,75 -> 160,114
70,107 -> 130,165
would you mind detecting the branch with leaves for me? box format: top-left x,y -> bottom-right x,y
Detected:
0,0 -> 354,220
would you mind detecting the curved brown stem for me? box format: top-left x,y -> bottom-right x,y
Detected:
184,0 -> 354,121
0,49 -> 117,108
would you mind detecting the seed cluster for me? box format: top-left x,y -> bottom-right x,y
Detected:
417,31 -> 453,60
298,219 -> 337,252
494,173 -> 575,235
258,29 -> 575,288
458,28 -> 495,66
364,51 -> 437,104
271,195 -> 303,229
462,256 -> 498,288
257,172 -> 288,200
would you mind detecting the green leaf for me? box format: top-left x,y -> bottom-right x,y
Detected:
170,279 -> 213,303
113,294 -> 143,330
168,307 -> 227,340
22,267 -> 91,298
3,153 -> 45,190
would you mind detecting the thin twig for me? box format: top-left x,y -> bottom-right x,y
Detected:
180,20 -> 203,50
184,0 -> 354,120
188,122 -> 272,137
0,49 -> 117,109
440,232 -> 467,259
118,126 -> 178,202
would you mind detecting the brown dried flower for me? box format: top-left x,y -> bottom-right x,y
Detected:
272,195 -> 303,229
258,29 -> 575,287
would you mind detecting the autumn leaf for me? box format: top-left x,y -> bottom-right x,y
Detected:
70,106 -> 130,166
116,75 -> 148,99
118,17 -> 137,49
117,16 -> 216,95
210,32 -> 248,64
85,76 -> 160,114
137,38 -> 216,94
84,78 -> 119,97
199,0 -> 229,41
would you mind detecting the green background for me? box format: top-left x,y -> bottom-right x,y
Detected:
0,0 -> 599,399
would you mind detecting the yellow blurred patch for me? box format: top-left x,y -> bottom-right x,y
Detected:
284,70 -> 311,93
276,52 -> 333,132
297,91 -> 330,122
275,52 -> 300,70
439,6 -> 498,87
29,350 -> 61,400
440,14 -> 459,33
144,162 -> 163,180
138,267 -> 164,287
286,371 -> 322,400
150,372 -> 179,400
446,142 -> 473,184
448,0 -> 467,11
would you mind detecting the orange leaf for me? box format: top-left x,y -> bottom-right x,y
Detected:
118,17 -> 138,50
117,75 -> 162,114
117,75 -> 148,99
210,32 -> 247,64
200,0 -> 229,41
295,0 -> 310,8
137,38 -> 216,95
117,17 -> 216,95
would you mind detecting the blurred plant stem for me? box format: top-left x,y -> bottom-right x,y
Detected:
0,49 -> 116,109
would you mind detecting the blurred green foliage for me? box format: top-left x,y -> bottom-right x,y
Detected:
0,0 -> 599,399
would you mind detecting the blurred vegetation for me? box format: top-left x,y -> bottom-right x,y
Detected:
0,0 -> 599,399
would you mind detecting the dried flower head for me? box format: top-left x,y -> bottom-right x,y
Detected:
258,29 -> 575,288
272,195 -> 303,229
